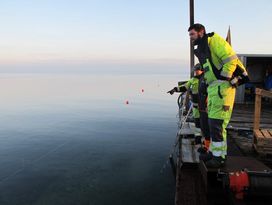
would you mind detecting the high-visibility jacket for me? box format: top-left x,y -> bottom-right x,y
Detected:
178,77 -> 199,104
178,77 -> 200,118
197,33 -> 247,85
184,77 -> 199,94
195,33 -> 249,107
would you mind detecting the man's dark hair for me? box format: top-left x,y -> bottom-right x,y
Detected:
188,23 -> 206,33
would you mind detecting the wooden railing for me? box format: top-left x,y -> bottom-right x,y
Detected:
254,88 -> 272,130
253,88 -> 272,155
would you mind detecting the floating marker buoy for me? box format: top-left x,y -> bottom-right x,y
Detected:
141,89 -> 144,93
125,100 -> 129,104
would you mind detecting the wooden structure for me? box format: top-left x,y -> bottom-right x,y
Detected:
230,103 -> 272,129
253,88 -> 272,155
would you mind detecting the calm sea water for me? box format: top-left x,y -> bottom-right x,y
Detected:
0,73 -> 186,205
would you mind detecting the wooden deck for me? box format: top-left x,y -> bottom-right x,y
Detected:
175,90 -> 272,205
253,129 -> 272,155
230,103 -> 272,129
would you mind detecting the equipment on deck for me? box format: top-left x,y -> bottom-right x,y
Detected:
219,169 -> 272,200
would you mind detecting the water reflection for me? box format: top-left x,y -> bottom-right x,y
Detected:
0,73 -> 185,205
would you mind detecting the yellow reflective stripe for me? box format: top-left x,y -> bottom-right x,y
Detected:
222,54 -> 238,64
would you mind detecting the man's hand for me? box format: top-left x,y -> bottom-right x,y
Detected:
230,77 -> 239,88
167,87 -> 178,95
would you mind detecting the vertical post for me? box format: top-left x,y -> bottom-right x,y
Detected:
254,88 -> 262,131
189,0 -> 194,77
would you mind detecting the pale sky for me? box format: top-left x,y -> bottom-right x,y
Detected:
0,0 -> 272,73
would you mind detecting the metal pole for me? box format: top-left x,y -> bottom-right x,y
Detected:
189,0 -> 194,77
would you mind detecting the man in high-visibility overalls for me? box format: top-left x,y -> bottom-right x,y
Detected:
168,64 -> 203,128
168,64 -> 211,151
188,23 -> 249,168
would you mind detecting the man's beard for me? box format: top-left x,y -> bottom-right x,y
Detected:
193,34 -> 204,46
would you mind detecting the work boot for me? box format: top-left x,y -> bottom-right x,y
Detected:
197,139 -> 210,153
205,156 -> 226,168
197,146 -> 208,154
199,151 -> 213,162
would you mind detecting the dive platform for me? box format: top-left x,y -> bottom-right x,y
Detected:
174,89 -> 272,205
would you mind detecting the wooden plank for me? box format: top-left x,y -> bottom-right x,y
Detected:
268,130 -> 272,137
230,103 -> 272,132
254,129 -> 263,138
255,146 -> 272,153
255,88 -> 262,95
256,144 -> 272,148
263,148 -> 272,151
255,148 -> 265,155
256,88 -> 272,98
261,143 -> 272,148
253,93 -> 262,131
255,144 -> 272,154
261,151 -> 272,155
261,129 -> 272,139
256,137 -> 272,146
254,148 -> 272,157
258,144 -> 272,148
261,130 -> 272,150
254,129 -> 265,147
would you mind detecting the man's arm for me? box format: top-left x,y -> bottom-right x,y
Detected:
211,33 -> 238,79
167,79 -> 192,95
211,33 -> 249,86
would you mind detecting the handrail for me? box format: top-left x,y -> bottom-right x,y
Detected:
253,88 -> 272,131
